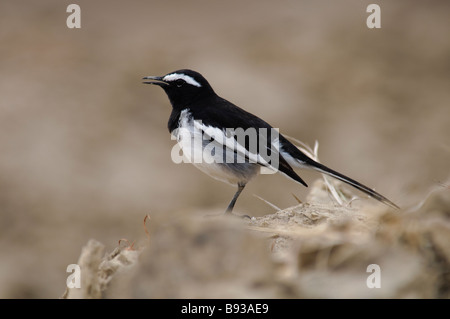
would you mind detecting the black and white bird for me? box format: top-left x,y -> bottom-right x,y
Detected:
143,69 -> 398,214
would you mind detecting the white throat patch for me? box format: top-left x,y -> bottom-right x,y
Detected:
163,73 -> 202,87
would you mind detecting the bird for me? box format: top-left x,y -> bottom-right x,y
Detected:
142,69 -> 399,215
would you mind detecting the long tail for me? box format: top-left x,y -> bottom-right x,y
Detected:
307,160 -> 399,209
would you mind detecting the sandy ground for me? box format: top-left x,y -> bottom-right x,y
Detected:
1,0 -> 449,298
62,180 -> 450,298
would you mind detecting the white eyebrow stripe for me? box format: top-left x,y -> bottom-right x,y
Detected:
163,73 -> 202,87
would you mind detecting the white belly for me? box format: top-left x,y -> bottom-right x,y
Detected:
172,109 -> 259,185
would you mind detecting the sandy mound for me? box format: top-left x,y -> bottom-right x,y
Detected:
63,181 -> 450,299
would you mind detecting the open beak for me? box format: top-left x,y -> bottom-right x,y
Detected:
142,76 -> 168,86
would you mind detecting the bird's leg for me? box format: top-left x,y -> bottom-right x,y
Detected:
225,183 -> 250,218
225,183 -> 245,213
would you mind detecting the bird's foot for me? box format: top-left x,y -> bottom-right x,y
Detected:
224,211 -> 252,220
204,211 -> 251,220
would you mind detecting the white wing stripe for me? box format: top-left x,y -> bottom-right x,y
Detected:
193,121 -> 279,171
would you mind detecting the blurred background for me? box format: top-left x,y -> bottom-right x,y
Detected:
0,0 -> 449,298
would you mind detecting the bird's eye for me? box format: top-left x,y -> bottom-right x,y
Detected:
174,79 -> 185,87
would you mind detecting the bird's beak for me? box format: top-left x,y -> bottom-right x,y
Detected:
142,76 -> 168,86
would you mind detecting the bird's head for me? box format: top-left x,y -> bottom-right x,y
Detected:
143,69 -> 215,107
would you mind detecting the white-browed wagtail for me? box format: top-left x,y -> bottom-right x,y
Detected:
143,69 -> 398,215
